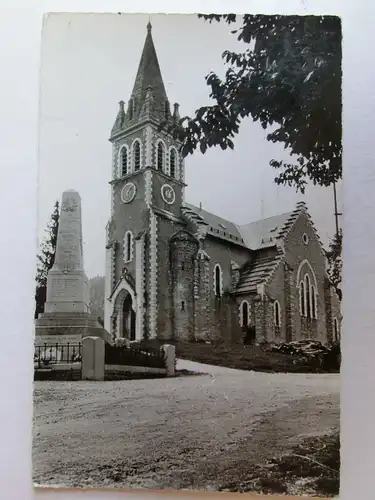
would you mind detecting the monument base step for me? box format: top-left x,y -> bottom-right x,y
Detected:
35,322 -> 112,346
35,312 -> 100,328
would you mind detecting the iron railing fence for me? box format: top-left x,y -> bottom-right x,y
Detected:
34,343 -> 82,368
105,344 -> 166,369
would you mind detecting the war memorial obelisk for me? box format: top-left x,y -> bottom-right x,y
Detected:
35,190 -> 110,345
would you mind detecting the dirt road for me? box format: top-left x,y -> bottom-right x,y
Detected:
33,360 -> 340,490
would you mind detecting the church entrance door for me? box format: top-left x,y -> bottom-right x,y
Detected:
122,293 -> 136,341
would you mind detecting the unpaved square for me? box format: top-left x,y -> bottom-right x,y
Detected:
33,360 -> 340,491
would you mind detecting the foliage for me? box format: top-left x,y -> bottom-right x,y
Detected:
326,228 -> 342,301
88,275 -> 105,319
163,14 -> 342,193
35,201 -> 59,318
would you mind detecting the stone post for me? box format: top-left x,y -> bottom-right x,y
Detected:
161,344 -> 176,377
82,336 -> 105,380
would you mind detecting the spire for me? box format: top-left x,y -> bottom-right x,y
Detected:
130,22 -> 169,121
111,100 -> 126,136
110,23 -> 171,139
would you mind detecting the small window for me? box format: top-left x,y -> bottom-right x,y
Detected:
241,301 -> 249,328
157,142 -> 165,171
305,275 -> 311,318
300,281 -> 305,316
181,301 -> 185,312
181,261 -> 185,271
124,231 -> 133,263
302,233 -> 309,245
214,264 -> 222,297
170,148 -> 177,178
133,141 -> 141,171
120,147 -> 128,177
274,300 -> 281,327
311,285 -> 316,319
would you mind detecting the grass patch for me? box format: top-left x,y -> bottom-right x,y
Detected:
136,338 -> 339,373
173,342 -> 333,373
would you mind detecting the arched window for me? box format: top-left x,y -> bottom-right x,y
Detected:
274,300 -> 281,327
305,275 -> 311,318
120,147 -> 128,177
124,231 -> 133,263
214,264 -> 223,297
133,140 -> 141,171
297,260 -> 318,320
311,285 -> 316,319
170,148 -> 177,178
157,142 -> 165,171
240,300 -> 249,328
300,281 -> 305,316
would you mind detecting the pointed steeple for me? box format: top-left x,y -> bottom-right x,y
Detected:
131,21 -> 168,106
131,21 -> 169,124
110,22 -> 172,138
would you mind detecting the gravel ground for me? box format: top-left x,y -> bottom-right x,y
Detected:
33,359 -> 340,491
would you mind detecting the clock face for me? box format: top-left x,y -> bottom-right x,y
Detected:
161,184 -> 176,205
121,182 -> 137,204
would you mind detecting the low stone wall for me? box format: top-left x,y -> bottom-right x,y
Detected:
104,364 -> 166,381
34,338 -> 176,381
83,338 -> 176,381
34,362 -> 81,381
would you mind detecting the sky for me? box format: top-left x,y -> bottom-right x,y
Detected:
38,13 -> 342,279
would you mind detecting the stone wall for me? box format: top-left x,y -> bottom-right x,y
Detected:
156,219 -> 186,340
193,253 -> 212,342
112,170 -> 148,285
203,237 -> 251,295
169,230 -> 199,341
264,261 -> 287,342
265,211 -> 329,343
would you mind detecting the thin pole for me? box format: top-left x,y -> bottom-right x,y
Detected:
333,181 -> 342,236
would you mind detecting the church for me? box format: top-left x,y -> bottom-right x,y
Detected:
103,22 -> 341,346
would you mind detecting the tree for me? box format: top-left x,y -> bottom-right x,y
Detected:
35,201 -> 59,318
88,275 -> 105,324
163,14 -> 342,194
326,228 -> 342,302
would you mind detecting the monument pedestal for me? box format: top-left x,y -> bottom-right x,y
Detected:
34,190 -> 112,346
35,312 -> 112,345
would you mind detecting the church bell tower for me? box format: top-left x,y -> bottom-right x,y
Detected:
104,22 -> 187,341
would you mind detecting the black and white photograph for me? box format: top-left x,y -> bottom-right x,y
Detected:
33,13 -> 342,497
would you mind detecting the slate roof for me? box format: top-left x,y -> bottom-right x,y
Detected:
238,212 -> 293,250
183,203 -> 247,246
182,203 -> 311,295
235,248 -> 284,294
184,203 -> 297,250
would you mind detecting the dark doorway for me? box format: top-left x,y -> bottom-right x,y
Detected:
122,293 -> 135,340
130,309 -> 136,341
